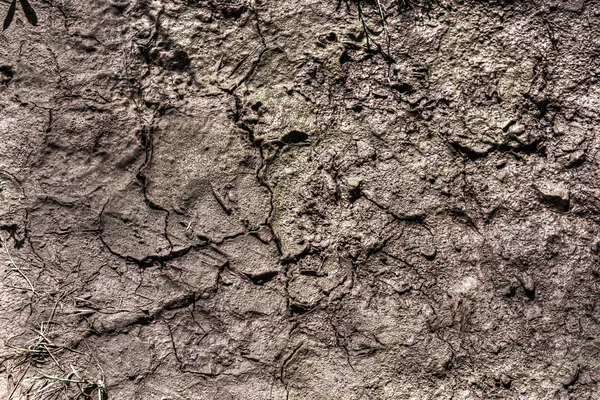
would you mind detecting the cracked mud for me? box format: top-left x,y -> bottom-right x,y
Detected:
2,0 -> 600,398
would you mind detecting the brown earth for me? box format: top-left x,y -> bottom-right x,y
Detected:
1,0 -> 600,398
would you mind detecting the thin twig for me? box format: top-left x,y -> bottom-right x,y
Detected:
7,362 -> 30,400
357,2 -> 371,47
0,233 -> 37,295
375,0 -> 392,78
375,0 -> 390,50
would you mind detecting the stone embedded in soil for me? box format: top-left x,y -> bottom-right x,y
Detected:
536,182 -> 570,211
560,364 -> 580,388
508,123 -> 526,135
420,246 -> 437,260
495,170 -> 507,182
518,274 -> 536,299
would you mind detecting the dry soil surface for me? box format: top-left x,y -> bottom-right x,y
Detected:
1,0 -> 600,399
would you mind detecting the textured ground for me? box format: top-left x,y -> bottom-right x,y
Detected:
1,0 -> 600,398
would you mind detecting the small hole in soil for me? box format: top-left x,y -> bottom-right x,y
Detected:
282,130 -> 309,144
222,5 -> 246,19
246,271 -> 278,285
290,303 -> 311,315
391,82 -> 413,93
348,187 -> 361,202
0,65 -> 14,84
352,104 -> 363,113
251,101 -> 262,111
169,50 -> 191,70
340,50 -> 351,65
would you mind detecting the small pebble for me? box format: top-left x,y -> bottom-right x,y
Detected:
421,246 -> 437,260
508,123 -> 526,135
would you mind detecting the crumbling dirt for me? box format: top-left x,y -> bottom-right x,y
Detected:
1,0 -> 600,398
